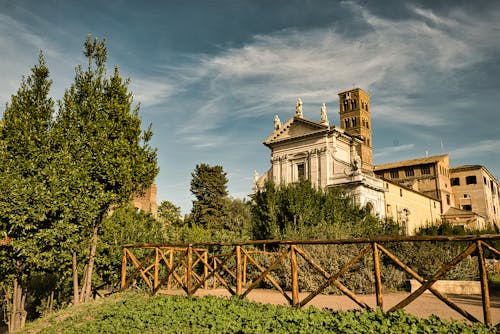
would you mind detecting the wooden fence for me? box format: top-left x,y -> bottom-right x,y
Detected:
121,235 -> 500,325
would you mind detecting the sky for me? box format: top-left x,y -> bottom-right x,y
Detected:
1,0 -> 500,214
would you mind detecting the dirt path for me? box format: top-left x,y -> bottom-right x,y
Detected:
164,288 -> 500,324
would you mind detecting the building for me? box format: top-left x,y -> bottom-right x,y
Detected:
257,88 -> 386,217
255,87 -> 498,233
450,165 -> 500,228
382,179 -> 442,235
132,183 -> 158,217
374,154 -> 455,214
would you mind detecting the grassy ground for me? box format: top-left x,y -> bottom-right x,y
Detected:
15,291 -> 497,334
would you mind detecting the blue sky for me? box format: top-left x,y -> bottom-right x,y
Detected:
1,1 -> 500,214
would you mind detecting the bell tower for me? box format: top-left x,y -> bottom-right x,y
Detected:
338,88 -> 373,172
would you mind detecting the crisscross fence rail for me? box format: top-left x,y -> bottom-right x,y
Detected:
121,235 -> 500,325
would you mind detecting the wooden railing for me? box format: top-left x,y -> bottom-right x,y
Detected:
121,235 -> 500,325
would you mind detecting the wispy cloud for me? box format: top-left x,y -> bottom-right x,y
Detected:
129,78 -> 180,108
157,2 -> 500,145
449,140 -> 500,160
374,144 -> 416,160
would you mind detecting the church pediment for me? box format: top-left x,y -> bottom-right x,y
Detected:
264,116 -> 328,146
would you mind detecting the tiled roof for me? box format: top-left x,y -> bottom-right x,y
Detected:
374,154 -> 448,171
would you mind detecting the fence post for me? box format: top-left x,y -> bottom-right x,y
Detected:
187,245 -> 193,296
236,246 -> 242,295
372,242 -> 383,310
154,247 -> 159,291
476,240 -> 491,325
291,245 -> 299,306
120,247 -> 127,290
204,251 -> 209,289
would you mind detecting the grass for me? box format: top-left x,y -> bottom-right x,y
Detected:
17,291 -> 497,334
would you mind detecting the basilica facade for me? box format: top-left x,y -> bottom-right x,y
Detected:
256,88 -> 385,218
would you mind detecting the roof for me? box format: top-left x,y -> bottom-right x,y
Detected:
442,207 -> 485,218
374,154 -> 449,171
263,116 -> 333,147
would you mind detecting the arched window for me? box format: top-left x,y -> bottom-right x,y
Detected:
352,117 -> 357,127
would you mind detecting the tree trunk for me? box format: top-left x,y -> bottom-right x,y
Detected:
72,252 -> 80,305
7,279 -> 27,333
81,220 -> 101,302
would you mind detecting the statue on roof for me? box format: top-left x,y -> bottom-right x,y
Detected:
274,115 -> 281,130
295,98 -> 303,118
320,103 -> 329,125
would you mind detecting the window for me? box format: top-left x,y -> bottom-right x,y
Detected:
462,204 -> 472,211
446,194 -> 450,205
400,189 -> 403,197
433,202 -> 436,208
451,178 -> 460,186
390,170 -> 399,179
421,166 -> 430,175
484,177 -> 487,184
491,180 -> 495,192
405,169 -> 414,177
465,175 -> 477,185
352,117 -> 357,127
297,163 -> 305,180
344,118 -> 350,128
464,194 -> 469,198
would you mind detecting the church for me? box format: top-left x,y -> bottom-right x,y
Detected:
255,88 -> 386,219
255,87 -> 499,234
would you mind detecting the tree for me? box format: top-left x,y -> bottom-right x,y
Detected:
55,34 -> 158,303
158,200 -> 183,226
190,164 -> 228,229
0,53 -> 56,332
251,180 -> 398,240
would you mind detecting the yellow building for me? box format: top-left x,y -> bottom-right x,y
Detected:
374,154 -> 455,214
383,179 -> 441,235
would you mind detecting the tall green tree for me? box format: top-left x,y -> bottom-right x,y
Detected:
158,200 -> 183,226
190,164 -> 228,229
55,34 -> 158,302
0,53 -> 56,332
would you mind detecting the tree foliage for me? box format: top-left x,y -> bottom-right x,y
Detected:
158,200 -> 183,226
0,34 -> 159,329
251,180 -> 399,240
190,163 -> 228,229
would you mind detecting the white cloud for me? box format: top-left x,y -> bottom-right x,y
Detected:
160,2 -> 500,144
129,78 -> 180,108
449,140 -> 500,160
374,144 -> 416,160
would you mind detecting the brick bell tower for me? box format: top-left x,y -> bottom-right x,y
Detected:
338,88 -> 373,172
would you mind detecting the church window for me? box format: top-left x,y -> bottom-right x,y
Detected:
366,121 -> 369,129
405,169 -> 414,177
344,119 -> 350,128
462,204 -> 472,211
297,163 -> 306,180
484,177 -> 487,184
390,170 -> 399,179
352,117 -> 357,127
451,178 -> 460,186
421,166 -> 430,175
343,100 -> 348,111
446,194 -> 450,205
466,175 -> 477,184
